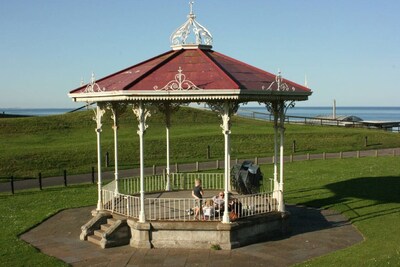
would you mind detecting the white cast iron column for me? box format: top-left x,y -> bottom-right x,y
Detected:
165,107 -> 171,191
221,102 -> 231,224
94,104 -> 106,211
266,102 -> 280,200
278,101 -> 285,212
110,104 -> 125,194
273,104 -> 279,198
133,102 -> 151,223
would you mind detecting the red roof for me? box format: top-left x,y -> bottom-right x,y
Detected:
69,48 -> 311,95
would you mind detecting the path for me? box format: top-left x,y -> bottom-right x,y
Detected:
1,147 -> 399,193
20,204 -> 363,267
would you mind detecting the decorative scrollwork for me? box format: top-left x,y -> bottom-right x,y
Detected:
170,1 -> 213,46
208,101 -> 239,133
263,100 -> 295,129
261,71 -> 296,92
92,104 -> 106,132
158,102 -> 181,128
108,103 -> 127,129
84,73 -> 106,93
132,103 -> 151,135
154,67 -> 202,91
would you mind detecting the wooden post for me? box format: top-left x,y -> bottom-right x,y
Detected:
207,145 -> 211,159
255,157 -> 258,165
290,154 -> 293,162
105,151 -> 110,167
307,153 -> 310,160
339,152 -> 343,159
91,166 -> 95,184
196,161 -> 199,172
235,158 -> 238,164
38,172 -> 42,190
292,140 -> 296,153
357,151 -> 360,158
10,176 -> 14,195
323,152 -> 326,160
63,170 -> 67,187
152,165 -> 156,175
216,159 -> 219,169
375,150 -> 378,157
175,163 -> 179,173
365,136 -> 368,147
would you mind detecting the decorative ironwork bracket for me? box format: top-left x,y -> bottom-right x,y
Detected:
208,101 -> 239,133
170,1 -> 213,46
132,103 -> 151,136
93,103 -> 106,133
154,67 -> 202,91
84,73 -> 106,93
108,103 -> 127,130
262,71 -> 296,92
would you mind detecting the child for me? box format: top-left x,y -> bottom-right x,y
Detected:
191,178 -> 203,220
202,199 -> 215,220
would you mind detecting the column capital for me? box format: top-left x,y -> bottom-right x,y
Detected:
132,102 -> 151,135
93,104 -> 106,132
108,102 -> 127,129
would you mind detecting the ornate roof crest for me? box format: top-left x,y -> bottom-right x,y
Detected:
84,73 -> 106,93
262,71 -> 296,92
154,67 -> 202,91
170,1 -> 213,49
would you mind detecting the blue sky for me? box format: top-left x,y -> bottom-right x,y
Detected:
1,0 -> 399,108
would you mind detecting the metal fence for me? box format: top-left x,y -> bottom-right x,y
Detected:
118,172 -> 225,195
101,175 -> 276,221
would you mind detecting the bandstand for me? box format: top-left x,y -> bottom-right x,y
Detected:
69,3 -> 312,249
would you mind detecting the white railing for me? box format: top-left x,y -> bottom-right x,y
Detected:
169,172 -> 224,190
102,190 -> 276,221
119,174 -> 165,195
118,172 -> 225,195
235,192 -> 277,219
102,188 -> 141,219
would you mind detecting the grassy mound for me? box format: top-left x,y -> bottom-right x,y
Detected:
1,107 -> 399,178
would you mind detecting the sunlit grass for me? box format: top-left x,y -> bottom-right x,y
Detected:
0,157 -> 399,266
1,107 -> 399,180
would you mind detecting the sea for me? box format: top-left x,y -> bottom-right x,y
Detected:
1,106 -> 400,122
238,106 -> 400,122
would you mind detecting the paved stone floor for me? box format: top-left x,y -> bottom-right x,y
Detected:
20,204 -> 363,267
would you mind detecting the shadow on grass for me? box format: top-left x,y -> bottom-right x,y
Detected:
299,176 -> 400,223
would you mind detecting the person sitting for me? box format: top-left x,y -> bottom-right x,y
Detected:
212,191 -> 225,217
228,197 -> 242,221
202,199 -> 215,220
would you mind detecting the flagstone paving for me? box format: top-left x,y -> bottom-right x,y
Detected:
21,204 -> 363,267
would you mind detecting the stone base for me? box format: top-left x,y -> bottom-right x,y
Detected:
127,211 -> 290,250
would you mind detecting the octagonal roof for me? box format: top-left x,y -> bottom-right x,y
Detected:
69,2 -> 312,104
69,47 -> 312,103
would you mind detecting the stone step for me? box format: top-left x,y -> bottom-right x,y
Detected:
87,234 -> 102,246
107,218 -> 118,225
112,214 -> 128,221
94,229 -> 105,238
101,223 -> 112,231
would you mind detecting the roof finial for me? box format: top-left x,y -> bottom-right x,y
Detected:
304,74 -> 308,88
170,1 -> 213,49
189,1 -> 194,15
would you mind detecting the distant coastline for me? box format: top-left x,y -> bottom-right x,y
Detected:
1,106 -> 399,122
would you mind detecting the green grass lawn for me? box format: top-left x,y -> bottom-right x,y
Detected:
1,107 -> 400,179
280,157 -> 400,266
0,156 -> 399,266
